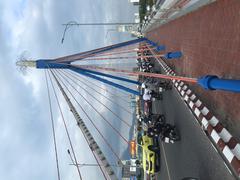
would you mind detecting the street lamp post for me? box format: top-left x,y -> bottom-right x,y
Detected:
69,163 -> 142,168
61,21 -> 141,43
105,29 -> 117,39
67,150 -> 141,169
67,149 -> 76,165
61,21 -> 79,43
62,22 -> 140,26
69,163 -> 123,168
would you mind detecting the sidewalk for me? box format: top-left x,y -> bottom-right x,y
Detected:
146,0 -> 240,138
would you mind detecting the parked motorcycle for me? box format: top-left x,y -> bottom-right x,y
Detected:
140,63 -> 154,73
160,124 -> 180,143
151,91 -> 163,101
143,77 -> 172,94
147,115 -> 180,143
144,100 -> 152,118
158,80 -> 172,91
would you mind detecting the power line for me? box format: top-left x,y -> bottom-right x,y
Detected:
47,70 -> 83,180
45,70 -> 61,180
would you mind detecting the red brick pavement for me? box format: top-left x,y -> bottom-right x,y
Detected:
146,0 -> 240,138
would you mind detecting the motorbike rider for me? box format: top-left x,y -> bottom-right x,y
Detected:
156,121 -> 178,143
142,84 -> 162,100
142,85 -> 152,101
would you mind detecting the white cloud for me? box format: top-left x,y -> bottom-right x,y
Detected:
0,0 -> 137,179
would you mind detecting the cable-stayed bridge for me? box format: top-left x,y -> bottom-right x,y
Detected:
17,37 -> 240,180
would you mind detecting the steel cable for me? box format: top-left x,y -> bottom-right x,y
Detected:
47,70 -> 83,180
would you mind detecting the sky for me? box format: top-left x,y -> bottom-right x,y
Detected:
0,0 -> 138,179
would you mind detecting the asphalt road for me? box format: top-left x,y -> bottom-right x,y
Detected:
149,61 -> 236,180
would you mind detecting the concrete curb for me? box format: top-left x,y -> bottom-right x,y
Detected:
155,56 -> 240,177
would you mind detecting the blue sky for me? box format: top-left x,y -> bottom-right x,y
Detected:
0,0 -> 138,179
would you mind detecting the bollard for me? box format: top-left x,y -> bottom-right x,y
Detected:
164,51 -> 182,59
150,42 -> 158,47
146,39 -> 158,47
198,75 -> 240,93
155,45 -> 166,52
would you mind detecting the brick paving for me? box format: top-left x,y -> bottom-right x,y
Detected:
146,0 -> 240,138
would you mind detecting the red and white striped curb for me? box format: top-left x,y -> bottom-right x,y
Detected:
155,56 -> 240,176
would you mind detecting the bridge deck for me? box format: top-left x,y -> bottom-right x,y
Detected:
146,0 -> 240,138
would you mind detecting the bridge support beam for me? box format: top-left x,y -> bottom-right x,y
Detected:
70,67 -> 140,96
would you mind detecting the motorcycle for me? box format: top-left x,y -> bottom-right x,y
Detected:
144,100 -> 152,118
147,115 -> 180,143
158,80 -> 172,91
160,124 -> 180,143
140,64 -> 154,73
143,77 -> 172,94
151,91 -> 163,101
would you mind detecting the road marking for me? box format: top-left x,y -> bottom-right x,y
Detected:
161,142 -> 172,180
224,162 -> 233,175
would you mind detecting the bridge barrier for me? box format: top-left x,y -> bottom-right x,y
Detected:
145,39 -> 182,59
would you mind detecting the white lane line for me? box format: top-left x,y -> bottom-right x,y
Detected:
224,162 -> 233,175
161,142 -> 172,180
210,142 -> 218,153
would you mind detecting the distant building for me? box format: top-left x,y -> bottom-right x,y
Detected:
121,159 -> 141,180
122,165 -> 131,179
134,13 -> 140,23
129,0 -> 139,6
116,25 -> 142,38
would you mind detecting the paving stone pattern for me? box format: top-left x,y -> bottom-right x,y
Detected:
146,0 -> 240,138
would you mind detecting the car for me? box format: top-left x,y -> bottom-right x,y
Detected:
140,135 -> 160,175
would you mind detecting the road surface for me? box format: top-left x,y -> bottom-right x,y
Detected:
150,60 -> 236,180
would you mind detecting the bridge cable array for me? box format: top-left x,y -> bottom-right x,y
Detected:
43,39 -> 169,179
47,69 -> 83,180
63,69 -> 133,114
